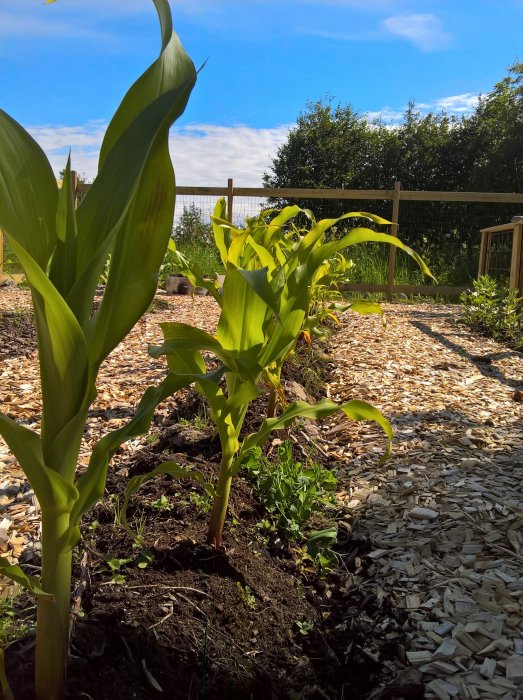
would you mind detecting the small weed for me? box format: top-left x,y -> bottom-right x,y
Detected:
151,494 -> 171,512
306,527 -> 340,573
236,582 -> 256,609
0,596 -> 34,646
134,549 -> 155,570
179,404 -> 212,431
108,493 -> 122,526
189,490 -> 212,514
295,620 -> 314,636
245,441 -> 337,542
145,433 -> 160,446
86,519 -> 99,532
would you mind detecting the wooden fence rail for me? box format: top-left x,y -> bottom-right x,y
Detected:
3,176 -> 523,297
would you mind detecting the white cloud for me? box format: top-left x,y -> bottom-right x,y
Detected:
170,124 -> 290,186
381,13 -> 451,52
365,107 -> 405,123
434,93 -> 479,113
26,121 -> 291,187
366,93 -> 479,124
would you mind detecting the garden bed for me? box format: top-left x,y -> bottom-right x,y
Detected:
1,287 -> 523,699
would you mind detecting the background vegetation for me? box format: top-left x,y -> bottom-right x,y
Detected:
263,62 -> 523,285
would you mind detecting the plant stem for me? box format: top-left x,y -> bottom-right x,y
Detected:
207,452 -> 234,548
35,514 -> 72,700
267,388 -> 278,419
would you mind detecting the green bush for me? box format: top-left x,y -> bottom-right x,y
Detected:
461,275 -> 523,348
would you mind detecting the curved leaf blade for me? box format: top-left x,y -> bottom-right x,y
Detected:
0,110 -> 58,270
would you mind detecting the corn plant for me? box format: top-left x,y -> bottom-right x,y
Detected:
124,202 -> 431,547
0,2 -> 196,698
176,199 -> 431,415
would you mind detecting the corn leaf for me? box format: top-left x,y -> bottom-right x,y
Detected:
235,398 -> 393,473
70,368 -> 224,533
0,110 -> 58,270
0,415 -> 78,517
49,155 -> 78,297
0,557 -> 53,599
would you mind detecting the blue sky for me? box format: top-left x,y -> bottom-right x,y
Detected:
2,0 -> 522,185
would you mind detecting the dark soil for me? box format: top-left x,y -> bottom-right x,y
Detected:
0,310 -> 36,360
4,337 -> 409,700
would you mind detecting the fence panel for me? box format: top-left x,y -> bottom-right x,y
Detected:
3,177 -> 523,296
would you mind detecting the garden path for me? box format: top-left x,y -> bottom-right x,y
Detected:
325,303 -> 523,699
1,287 -> 523,698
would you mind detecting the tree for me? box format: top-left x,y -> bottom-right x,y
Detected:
173,203 -> 213,246
262,67 -> 523,280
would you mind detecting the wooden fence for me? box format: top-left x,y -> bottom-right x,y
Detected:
479,221 -> 523,292
3,176 -> 523,298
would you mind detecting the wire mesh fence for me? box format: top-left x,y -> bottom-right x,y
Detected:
486,230 -> 514,285
3,177 -> 523,295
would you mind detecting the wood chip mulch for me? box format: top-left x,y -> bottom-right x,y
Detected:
1,288 -> 523,699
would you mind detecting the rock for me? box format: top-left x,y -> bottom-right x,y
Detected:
284,380 -> 309,402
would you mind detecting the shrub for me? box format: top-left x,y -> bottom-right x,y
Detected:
461,276 -> 523,348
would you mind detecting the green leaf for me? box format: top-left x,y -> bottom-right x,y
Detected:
99,0 -> 194,168
67,7 -> 197,341
49,155 -> 79,297
6,238 -> 91,476
217,266 -> 269,356
0,557 -> 53,599
0,414 -> 79,520
237,268 -> 280,320
235,398 -> 392,472
311,228 -> 433,280
0,110 -> 58,270
348,300 -> 386,326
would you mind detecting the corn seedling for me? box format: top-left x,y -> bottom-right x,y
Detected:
0,2 -> 197,697
173,199 -> 432,417
124,197 -> 432,547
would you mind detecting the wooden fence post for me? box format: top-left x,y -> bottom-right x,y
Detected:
478,230 -> 489,277
0,229 -> 3,279
386,181 -> 401,301
227,178 -> 234,223
510,223 -> 523,290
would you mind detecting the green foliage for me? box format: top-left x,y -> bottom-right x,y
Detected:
159,204 -> 221,283
125,200 -> 411,548
461,276 -> 523,348
0,2 -> 196,697
173,204 -> 213,246
235,582 -> 256,609
305,526 -> 339,572
175,239 -> 222,278
0,596 -> 34,647
264,66 -> 523,282
159,240 -> 222,287
244,441 -> 336,541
